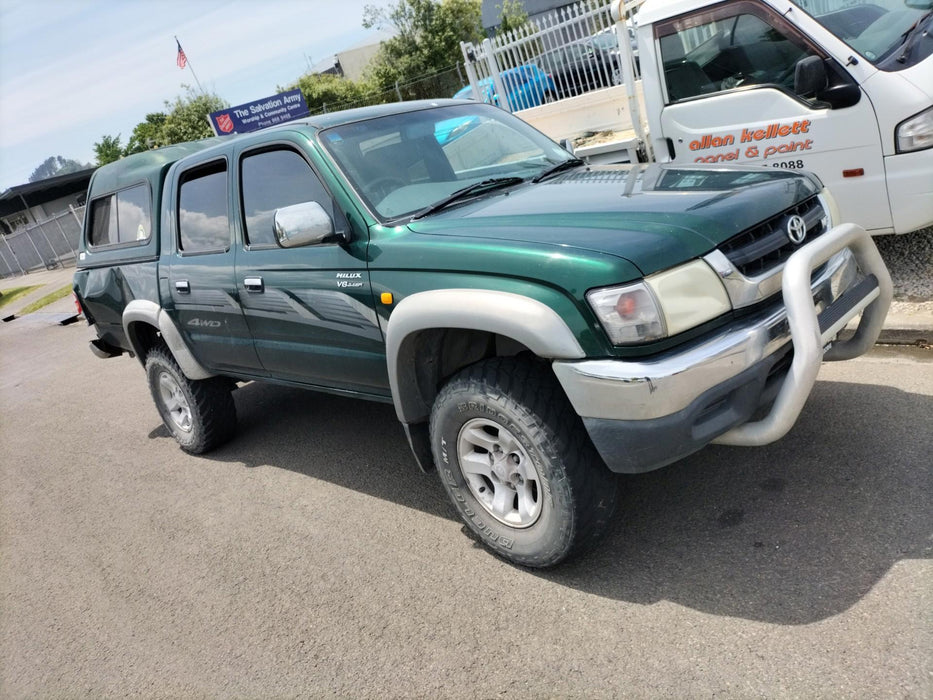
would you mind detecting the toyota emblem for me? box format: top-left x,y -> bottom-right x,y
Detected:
786,215 -> 807,245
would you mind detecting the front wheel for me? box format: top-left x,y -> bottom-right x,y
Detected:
145,345 -> 236,454
430,357 -> 617,567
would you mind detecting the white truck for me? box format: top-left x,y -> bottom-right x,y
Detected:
512,0 -> 933,236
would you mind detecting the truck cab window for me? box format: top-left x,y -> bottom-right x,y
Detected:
240,149 -> 332,247
657,2 -> 819,102
178,162 -> 229,253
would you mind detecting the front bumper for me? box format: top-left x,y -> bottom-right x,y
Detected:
552,223 -> 893,474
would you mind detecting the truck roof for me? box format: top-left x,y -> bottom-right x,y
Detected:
88,100 -> 469,197
89,138 -> 220,196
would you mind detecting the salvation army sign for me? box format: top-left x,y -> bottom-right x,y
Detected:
208,89 -> 310,135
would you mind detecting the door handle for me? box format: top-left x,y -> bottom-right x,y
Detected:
174,280 -> 190,294
244,277 -> 264,293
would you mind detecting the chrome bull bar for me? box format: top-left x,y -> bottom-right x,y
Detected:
713,223 -> 893,447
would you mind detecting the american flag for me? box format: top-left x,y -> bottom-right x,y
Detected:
176,39 -> 187,69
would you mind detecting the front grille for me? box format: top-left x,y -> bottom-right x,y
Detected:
720,196 -> 826,277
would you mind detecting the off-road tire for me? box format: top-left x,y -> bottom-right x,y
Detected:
430,357 -> 617,567
145,345 -> 237,454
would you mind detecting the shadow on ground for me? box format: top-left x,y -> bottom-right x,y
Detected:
148,377 -> 932,625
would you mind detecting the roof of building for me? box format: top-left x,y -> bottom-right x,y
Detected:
0,167 -> 96,218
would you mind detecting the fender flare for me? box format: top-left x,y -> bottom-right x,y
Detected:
122,300 -> 213,380
385,289 -> 585,423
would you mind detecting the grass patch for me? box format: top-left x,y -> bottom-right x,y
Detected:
0,285 -> 42,310
19,284 -> 73,315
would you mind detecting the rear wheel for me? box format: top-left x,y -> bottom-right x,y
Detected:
145,346 -> 236,454
430,357 -> 617,567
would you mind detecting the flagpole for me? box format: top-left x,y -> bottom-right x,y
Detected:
175,35 -> 205,93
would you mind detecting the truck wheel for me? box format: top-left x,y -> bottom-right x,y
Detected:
145,346 -> 236,455
430,357 -> 617,567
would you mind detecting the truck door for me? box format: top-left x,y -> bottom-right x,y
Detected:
165,157 -> 264,374
650,1 -> 892,232
233,143 -> 389,397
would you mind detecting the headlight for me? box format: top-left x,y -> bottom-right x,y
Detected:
816,188 -> 837,230
896,105 -> 933,153
587,260 -> 731,345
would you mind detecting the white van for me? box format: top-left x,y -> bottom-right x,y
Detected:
634,0 -> 932,234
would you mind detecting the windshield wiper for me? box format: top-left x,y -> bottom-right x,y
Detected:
531,158 -> 584,183
897,10 -> 932,63
411,177 -> 525,219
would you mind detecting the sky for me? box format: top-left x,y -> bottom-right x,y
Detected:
0,0 -> 383,191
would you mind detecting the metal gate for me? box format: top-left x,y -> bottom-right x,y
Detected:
459,1 -> 640,113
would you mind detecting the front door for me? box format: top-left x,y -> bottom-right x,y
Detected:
653,1 -> 891,231
233,142 -> 389,397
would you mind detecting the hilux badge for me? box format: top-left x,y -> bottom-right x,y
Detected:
786,215 -> 807,244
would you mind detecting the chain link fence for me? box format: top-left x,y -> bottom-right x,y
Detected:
0,205 -> 84,278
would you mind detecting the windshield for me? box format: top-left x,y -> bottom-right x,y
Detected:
318,103 -> 572,221
792,0 -> 932,66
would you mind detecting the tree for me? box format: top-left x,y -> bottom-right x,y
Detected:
284,73 -> 375,113
27,156 -> 91,183
93,134 -> 124,166
363,0 -> 483,93
125,113 -> 168,155
496,0 -> 529,35
160,87 -> 228,145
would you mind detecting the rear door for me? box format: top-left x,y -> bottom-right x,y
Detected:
653,0 -> 891,231
165,156 -> 264,374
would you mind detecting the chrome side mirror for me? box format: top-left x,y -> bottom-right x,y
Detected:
273,201 -> 343,248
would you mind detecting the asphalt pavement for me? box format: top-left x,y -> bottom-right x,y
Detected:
0,303 -> 930,697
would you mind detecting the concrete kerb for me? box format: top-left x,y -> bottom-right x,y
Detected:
871,300 -> 933,346
1,262 -> 930,343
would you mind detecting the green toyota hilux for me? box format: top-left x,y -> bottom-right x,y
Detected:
74,100 -> 892,567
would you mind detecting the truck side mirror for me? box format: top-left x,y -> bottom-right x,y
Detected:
273,201 -> 344,248
796,56 -> 862,109
794,56 -> 827,98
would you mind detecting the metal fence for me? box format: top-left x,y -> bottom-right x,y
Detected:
0,205 -> 84,278
460,0 -> 638,112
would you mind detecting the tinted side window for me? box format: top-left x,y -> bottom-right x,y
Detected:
119,184 -> 151,242
178,162 -> 229,253
240,149 -> 331,247
88,184 -> 151,247
89,196 -> 118,246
